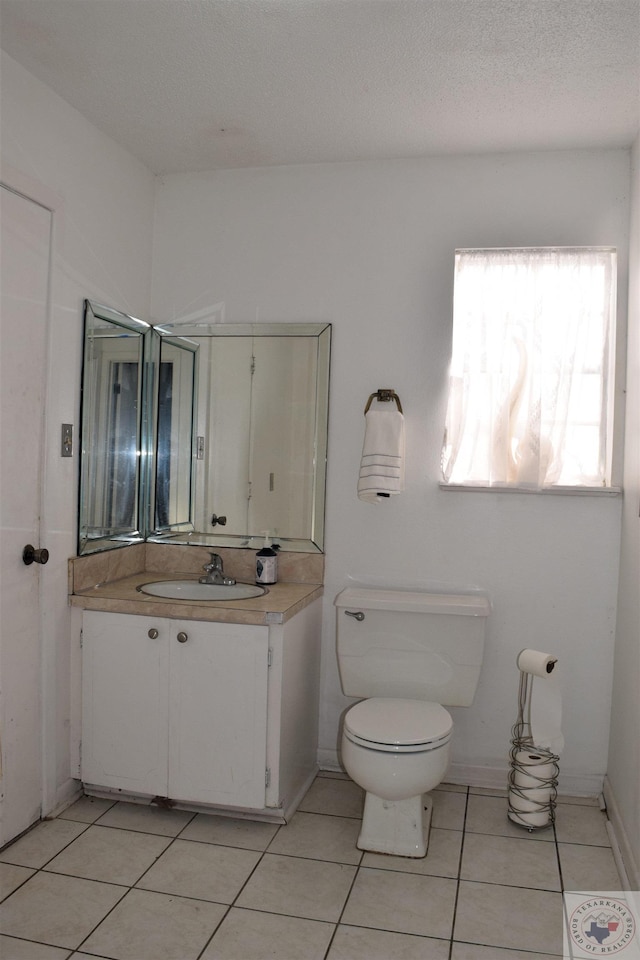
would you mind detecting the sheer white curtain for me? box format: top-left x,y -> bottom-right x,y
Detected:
441,247 -> 616,489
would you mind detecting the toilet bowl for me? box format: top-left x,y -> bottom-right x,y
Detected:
341,697 -> 453,857
335,586 -> 490,858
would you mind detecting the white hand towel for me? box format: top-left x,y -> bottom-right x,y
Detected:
358,410 -> 405,503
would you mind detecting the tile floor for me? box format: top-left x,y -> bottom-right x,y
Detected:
0,772 -> 622,960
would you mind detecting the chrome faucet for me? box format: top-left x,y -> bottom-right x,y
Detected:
199,552 -> 236,585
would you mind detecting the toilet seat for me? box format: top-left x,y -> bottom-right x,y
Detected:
344,698 -> 453,754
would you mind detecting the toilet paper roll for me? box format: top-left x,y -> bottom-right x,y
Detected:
508,805 -> 551,829
512,751 -> 556,788
517,649 -> 557,677
509,787 -> 552,812
514,767 -> 555,790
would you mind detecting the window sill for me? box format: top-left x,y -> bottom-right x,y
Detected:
439,482 -> 622,498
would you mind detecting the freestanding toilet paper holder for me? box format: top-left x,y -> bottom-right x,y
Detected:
507,669 -> 560,831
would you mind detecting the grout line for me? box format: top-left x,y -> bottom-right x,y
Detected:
448,786 -> 469,960
322,844 -> 363,959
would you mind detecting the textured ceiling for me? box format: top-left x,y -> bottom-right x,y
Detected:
1,0 -> 639,175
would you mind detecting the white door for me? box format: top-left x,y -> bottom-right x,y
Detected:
0,184 -> 52,846
169,621 -> 269,808
81,612 -> 169,796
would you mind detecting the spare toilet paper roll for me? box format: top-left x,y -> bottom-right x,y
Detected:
509,786 -> 552,812
512,751 -> 556,788
517,648 -> 557,678
507,803 -> 550,829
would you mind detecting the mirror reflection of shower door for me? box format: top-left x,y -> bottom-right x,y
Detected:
106,361 -> 138,532
155,362 -> 173,528
153,338 -> 197,533
248,338 -> 317,539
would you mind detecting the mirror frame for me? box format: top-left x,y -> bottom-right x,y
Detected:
78,304 -> 331,556
147,331 -> 199,539
78,300 -> 152,555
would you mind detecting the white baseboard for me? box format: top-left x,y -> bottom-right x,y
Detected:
318,750 -> 602,798
603,776 -> 640,890
449,762 -> 603,798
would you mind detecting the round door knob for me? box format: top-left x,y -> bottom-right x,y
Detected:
176,631 -> 189,643
23,544 -> 49,565
148,628 -> 159,639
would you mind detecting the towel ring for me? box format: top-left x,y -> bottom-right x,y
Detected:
364,389 -> 403,414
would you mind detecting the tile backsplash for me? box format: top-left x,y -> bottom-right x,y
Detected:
70,543 -> 324,593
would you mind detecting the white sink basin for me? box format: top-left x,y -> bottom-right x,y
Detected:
137,580 -> 268,601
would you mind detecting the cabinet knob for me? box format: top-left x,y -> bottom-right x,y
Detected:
176,631 -> 189,644
148,628 -> 159,639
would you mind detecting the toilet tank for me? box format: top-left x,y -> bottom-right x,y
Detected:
335,587 -> 490,706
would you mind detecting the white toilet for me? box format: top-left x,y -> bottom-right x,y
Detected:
335,587 -> 490,857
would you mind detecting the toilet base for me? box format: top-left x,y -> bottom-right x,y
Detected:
356,792 -> 433,858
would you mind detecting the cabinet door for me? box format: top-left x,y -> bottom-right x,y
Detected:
168,621 -> 269,808
81,611 -> 169,796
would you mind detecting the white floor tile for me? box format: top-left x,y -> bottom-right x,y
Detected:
461,832 -> 561,890
0,871 -> 125,950
0,863 -> 35,902
45,825 -> 171,886
454,880 -> 564,954
554,805 -> 611,846
558,841 -> 623,889
0,935 -> 72,960
73,954 -> 114,960
201,907 -> 334,960
451,942 -> 562,959
80,888 -> 226,960
237,853 -> 356,922
136,839 -> 261,903
267,811 -> 363,864
436,782 -> 469,794
95,801 -> 195,837
430,790 -> 467,831
179,812 -> 279,850
328,923 -> 450,959
341,866 -> 457,939
298,777 -> 364,819
0,820 -> 89,869
466,794 -> 555,842
57,796 -> 116,824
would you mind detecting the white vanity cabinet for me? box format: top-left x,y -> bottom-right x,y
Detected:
80,599 -> 321,818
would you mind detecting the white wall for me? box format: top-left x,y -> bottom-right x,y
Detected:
152,150 -> 630,795
606,134 -> 640,886
0,54 -> 155,813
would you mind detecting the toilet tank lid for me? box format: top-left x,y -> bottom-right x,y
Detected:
334,587 -> 490,617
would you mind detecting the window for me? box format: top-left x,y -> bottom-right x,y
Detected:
441,247 -> 617,490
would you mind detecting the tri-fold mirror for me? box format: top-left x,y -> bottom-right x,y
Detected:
79,301 -> 331,556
